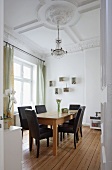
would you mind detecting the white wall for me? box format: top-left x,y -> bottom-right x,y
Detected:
84,48 -> 101,124
45,47 -> 101,125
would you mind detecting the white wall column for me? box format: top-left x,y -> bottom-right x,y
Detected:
0,0 -> 4,169
101,0 -> 112,169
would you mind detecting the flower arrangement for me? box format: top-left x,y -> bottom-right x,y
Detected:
56,99 -> 61,104
56,99 -> 61,113
4,89 -> 17,118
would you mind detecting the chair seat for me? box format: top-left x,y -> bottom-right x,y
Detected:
58,124 -> 74,133
39,124 -> 47,128
39,128 -> 53,139
63,119 -> 74,125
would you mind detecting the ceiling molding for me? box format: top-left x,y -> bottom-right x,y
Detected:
14,19 -> 38,30
66,37 -> 100,53
18,21 -> 44,34
77,0 -> 99,7
64,27 -> 80,43
42,36 -> 100,56
4,25 -> 45,56
78,1 -> 100,13
38,1 -> 81,27
64,0 -> 78,7
4,26 -> 100,57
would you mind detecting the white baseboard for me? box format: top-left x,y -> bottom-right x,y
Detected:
82,123 -> 90,126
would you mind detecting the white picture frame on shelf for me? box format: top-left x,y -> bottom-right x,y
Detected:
59,77 -> 68,81
63,87 -> 69,92
71,77 -> 76,84
49,81 -> 55,87
55,88 -> 61,94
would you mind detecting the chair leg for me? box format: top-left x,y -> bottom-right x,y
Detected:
80,127 -> 82,137
76,131 -> 79,142
74,135 -> 76,149
63,132 -> 65,139
60,132 -> 62,141
37,140 -> 40,158
30,137 -> 33,151
47,137 -> 49,147
35,139 -> 37,145
22,129 -> 23,138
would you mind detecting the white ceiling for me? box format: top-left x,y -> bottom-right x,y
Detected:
4,0 -> 100,56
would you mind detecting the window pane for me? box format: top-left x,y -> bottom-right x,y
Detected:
14,80 -> 22,111
14,63 -> 21,77
23,66 -> 31,79
23,82 -> 31,105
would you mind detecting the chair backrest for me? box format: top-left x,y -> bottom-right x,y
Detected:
35,105 -> 47,114
18,106 -> 32,129
69,104 -> 80,110
25,109 -> 40,139
73,108 -> 82,132
78,106 -> 86,127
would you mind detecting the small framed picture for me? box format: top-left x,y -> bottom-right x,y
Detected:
63,88 -> 69,92
55,88 -> 58,94
61,108 -> 68,113
71,77 -> 76,84
49,81 -> 55,87
59,77 -> 65,81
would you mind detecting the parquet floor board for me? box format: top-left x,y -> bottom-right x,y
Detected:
22,126 -> 101,170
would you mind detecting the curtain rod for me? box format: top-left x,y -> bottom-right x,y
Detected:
4,41 -> 45,62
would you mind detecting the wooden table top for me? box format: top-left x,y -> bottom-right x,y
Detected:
37,110 -> 77,119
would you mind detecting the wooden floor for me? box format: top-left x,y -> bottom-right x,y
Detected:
22,126 -> 101,170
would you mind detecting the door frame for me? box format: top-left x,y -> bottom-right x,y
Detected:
0,0 -> 4,169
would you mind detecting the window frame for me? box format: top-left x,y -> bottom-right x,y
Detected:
14,58 -> 33,109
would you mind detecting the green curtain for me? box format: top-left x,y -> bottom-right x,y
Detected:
36,61 -> 46,105
3,44 -> 14,119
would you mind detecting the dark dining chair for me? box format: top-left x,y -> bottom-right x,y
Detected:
58,108 -> 82,149
78,106 -> 86,137
63,104 -> 81,126
69,104 -> 81,110
18,106 -> 32,137
68,104 -> 81,125
35,105 -> 48,128
25,109 -> 53,158
35,105 -> 47,114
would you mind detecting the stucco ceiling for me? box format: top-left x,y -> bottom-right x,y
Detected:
4,0 -> 100,56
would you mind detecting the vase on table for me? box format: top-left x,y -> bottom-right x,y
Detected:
56,99 -> 61,113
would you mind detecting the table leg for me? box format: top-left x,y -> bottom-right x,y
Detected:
53,120 -> 57,156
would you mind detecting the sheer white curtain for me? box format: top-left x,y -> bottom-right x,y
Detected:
36,61 -> 46,105
3,44 -> 14,118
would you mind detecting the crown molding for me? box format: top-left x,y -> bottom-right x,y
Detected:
78,1 -> 100,13
4,25 -> 43,55
66,37 -> 100,53
4,25 -> 46,60
64,26 -> 80,43
42,36 -> 100,57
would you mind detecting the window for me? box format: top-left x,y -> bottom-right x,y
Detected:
14,59 -> 33,112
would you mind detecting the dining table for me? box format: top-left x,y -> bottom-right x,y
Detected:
37,110 -> 78,156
